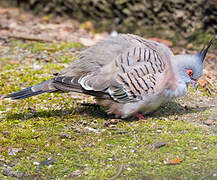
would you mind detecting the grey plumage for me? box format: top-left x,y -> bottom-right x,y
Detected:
5,34 -> 212,118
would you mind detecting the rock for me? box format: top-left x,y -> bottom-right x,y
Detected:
65,170 -> 81,178
157,129 -> 162,133
59,132 -> 69,138
204,120 -> 214,126
110,30 -> 118,37
8,148 -> 22,156
39,158 -> 55,166
193,147 -> 198,150
2,166 -> 24,178
36,158 -> 55,172
2,131 -> 11,136
152,141 -> 167,148
130,163 -> 141,167
33,162 -> 40,165
104,119 -> 120,126
33,62 -> 42,70
84,127 -> 99,133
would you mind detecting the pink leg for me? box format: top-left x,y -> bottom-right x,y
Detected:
135,113 -> 147,121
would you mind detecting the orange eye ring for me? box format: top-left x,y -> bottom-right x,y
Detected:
186,69 -> 193,77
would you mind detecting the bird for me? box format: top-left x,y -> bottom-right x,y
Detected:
5,34 -> 213,119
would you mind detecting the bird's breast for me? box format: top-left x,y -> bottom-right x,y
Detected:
162,81 -> 187,100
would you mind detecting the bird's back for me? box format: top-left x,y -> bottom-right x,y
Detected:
60,34 -> 173,77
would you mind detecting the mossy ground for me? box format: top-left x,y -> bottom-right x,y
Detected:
0,40 -> 217,179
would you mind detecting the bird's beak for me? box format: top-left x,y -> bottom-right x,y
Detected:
191,79 -> 198,90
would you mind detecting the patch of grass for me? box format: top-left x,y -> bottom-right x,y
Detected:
0,40 -> 217,179
0,57 -> 12,62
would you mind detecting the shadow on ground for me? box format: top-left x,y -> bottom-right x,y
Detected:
6,101 -> 208,121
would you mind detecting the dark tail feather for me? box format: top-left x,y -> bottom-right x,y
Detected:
5,87 -> 49,100
5,80 -> 57,100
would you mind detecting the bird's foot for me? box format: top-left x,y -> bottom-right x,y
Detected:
135,113 -> 147,121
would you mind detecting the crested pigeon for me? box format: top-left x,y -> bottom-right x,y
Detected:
5,34 -> 212,118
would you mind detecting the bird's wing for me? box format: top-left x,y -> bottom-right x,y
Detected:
59,34 -> 132,77
79,43 -> 168,103
51,34 -> 172,102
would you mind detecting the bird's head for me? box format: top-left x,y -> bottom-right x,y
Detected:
173,39 -> 213,90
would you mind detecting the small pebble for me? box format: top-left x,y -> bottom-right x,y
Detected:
130,163 -> 141,167
2,131 -> 11,136
66,170 -> 81,178
204,120 -> 214,126
59,132 -> 68,138
153,141 -> 167,148
84,127 -> 99,133
2,166 -> 24,178
33,162 -> 40,165
61,168 -> 69,173
8,148 -> 22,156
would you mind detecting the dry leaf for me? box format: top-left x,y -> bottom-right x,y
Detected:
80,21 -> 94,32
0,8 -> 9,15
41,14 -> 53,22
0,148 -> 6,152
167,158 -> 183,165
9,61 -> 19,65
20,14 -> 30,22
198,79 -> 208,87
187,43 -> 193,49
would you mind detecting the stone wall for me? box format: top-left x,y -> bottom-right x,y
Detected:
2,0 -> 217,40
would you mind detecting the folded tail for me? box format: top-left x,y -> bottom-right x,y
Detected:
5,80 -> 57,100
5,76 -> 111,100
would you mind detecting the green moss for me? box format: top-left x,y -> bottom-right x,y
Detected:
0,57 -> 12,62
0,40 -> 217,179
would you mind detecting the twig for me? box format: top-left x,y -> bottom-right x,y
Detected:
8,34 -> 53,42
110,163 -> 124,180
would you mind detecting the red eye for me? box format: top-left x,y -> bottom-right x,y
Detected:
186,69 -> 193,77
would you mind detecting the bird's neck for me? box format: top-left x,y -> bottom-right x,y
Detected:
163,80 -> 187,100
163,55 -> 189,99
